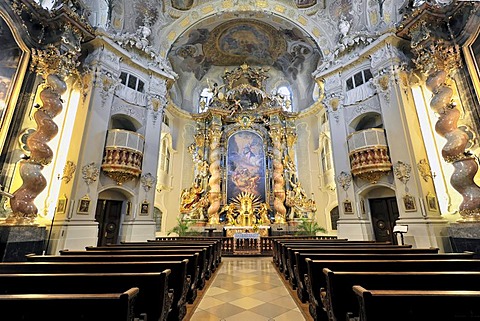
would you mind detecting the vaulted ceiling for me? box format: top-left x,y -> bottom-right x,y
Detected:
166,12 -> 321,113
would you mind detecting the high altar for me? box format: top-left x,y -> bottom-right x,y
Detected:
179,64 -> 317,229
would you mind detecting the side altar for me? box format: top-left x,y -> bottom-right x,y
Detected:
178,64 -> 317,234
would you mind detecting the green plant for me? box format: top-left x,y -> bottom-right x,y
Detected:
168,218 -> 194,236
295,217 -> 326,236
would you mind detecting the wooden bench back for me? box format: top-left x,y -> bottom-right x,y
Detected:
353,286 -> 480,321
0,272 -> 172,321
324,270 -> 480,321
0,288 -> 139,321
3,258 -> 200,305
59,248 -> 210,288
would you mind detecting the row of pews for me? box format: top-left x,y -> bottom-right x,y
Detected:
273,237 -> 480,321
0,237 -> 222,321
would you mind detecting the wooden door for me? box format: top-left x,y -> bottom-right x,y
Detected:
95,200 -> 123,246
369,197 -> 399,244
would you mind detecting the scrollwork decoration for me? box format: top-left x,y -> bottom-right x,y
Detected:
417,159 -> 433,182
61,160 -> 76,183
82,162 -> 99,185
393,161 -> 411,185
141,173 -> 156,192
336,171 -> 352,191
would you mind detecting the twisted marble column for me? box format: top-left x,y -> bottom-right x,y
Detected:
270,127 -> 287,223
6,74 -> 67,225
426,70 -> 480,221
207,126 -> 222,224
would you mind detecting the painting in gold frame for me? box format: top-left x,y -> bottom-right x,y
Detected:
463,25 -> 480,103
0,16 -> 30,152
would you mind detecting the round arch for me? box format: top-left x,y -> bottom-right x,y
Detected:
158,3 -> 333,59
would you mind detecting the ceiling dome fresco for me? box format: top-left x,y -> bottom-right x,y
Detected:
167,13 -> 321,113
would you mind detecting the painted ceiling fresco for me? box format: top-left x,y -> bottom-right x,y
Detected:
168,18 -> 320,81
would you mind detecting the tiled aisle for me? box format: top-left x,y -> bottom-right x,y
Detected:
190,257 -> 307,321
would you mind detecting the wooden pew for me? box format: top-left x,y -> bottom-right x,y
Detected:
300,252 -> 475,321
353,286 -> 480,321
79,251 -> 200,303
95,242 -> 220,273
283,244 -> 411,285
0,260 -> 192,308
275,242 -> 399,274
144,239 -> 223,266
23,258 -> 188,321
303,258 -> 480,321
295,251 -> 475,304
83,246 -> 213,281
0,272 -> 173,321
282,246 -> 438,284
323,270 -> 480,321
272,239 -> 354,267
0,287 -> 139,321
60,248 -> 208,290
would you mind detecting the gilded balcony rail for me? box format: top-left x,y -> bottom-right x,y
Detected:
101,129 -> 145,185
347,128 -> 392,184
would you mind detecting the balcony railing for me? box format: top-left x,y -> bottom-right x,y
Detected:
101,129 -> 145,185
347,128 -> 392,184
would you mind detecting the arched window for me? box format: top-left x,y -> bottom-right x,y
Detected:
153,207 -> 162,232
320,143 -> 332,172
160,140 -> 170,173
277,86 -> 293,112
199,87 -> 213,112
330,206 -> 339,230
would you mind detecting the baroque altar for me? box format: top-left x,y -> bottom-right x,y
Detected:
179,64 -> 317,228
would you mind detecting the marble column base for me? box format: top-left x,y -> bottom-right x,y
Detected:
0,225 -> 46,262
447,223 -> 480,258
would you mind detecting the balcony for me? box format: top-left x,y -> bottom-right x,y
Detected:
347,128 -> 392,184
101,129 -> 145,185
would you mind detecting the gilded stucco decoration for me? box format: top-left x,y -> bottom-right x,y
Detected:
417,159 -> 434,182
61,161 -> 77,184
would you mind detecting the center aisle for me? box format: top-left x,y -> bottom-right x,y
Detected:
189,257 -> 307,321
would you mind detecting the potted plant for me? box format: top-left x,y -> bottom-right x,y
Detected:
168,217 -> 194,236
295,217 -> 326,236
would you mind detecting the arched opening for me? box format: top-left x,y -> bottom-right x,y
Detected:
95,189 -> 131,246
363,186 -> 399,244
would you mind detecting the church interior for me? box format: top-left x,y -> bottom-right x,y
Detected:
0,0 -> 479,320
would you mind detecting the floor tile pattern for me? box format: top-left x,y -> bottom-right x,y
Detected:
190,257 -> 307,321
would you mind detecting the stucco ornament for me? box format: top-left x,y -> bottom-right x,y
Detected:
337,171 -> 352,191
393,161 -> 411,185
82,162 -> 100,185
141,173 -> 156,192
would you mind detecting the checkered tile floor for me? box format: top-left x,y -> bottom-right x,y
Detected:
190,257 -> 306,320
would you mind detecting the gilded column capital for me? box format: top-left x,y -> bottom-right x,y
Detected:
30,45 -> 79,79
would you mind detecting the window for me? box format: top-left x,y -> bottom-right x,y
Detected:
160,140 -> 170,173
153,207 -> 162,232
346,69 -> 373,91
330,206 -> 339,230
162,113 -> 169,126
119,72 -> 145,93
199,87 -> 213,112
320,142 -> 332,172
277,86 -> 293,112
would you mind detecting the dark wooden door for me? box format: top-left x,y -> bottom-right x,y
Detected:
369,197 -> 399,244
95,200 -> 123,246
